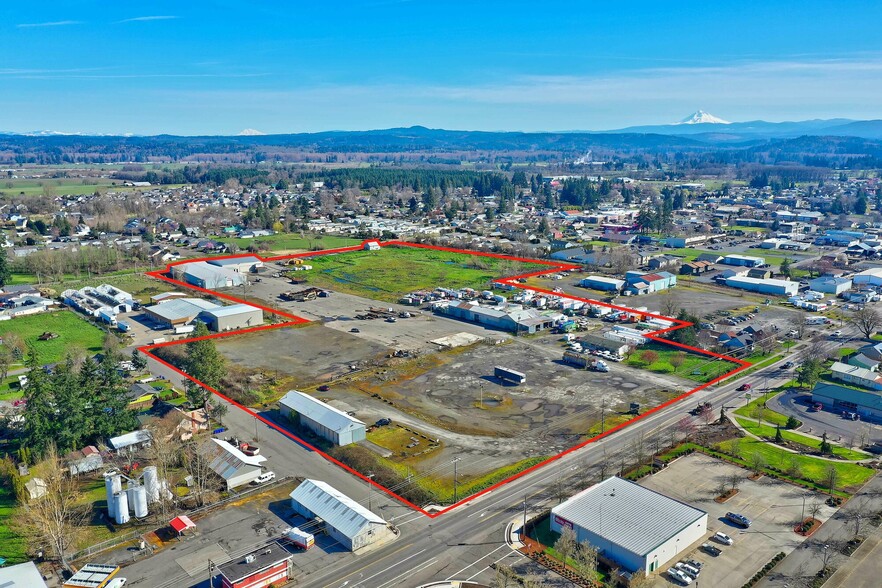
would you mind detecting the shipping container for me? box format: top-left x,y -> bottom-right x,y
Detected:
494,366 -> 526,384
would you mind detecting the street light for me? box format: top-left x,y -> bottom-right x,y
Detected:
452,457 -> 461,504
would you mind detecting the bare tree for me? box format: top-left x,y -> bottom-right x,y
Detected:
609,246 -> 634,276
753,403 -> 766,427
851,306 -> 882,339
146,414 -> 183,518
699,403 -> 715,427
824,465 -> 840,496
808,499 -> 823,521
749,451 -> 767,476
805,337 -> 829,362
758,333 -> 777,356
554,526 -> 578,567
574,540 -> 598,578
183,441 -> 221,507
492,564 -> 518,588
858,425 -> 871,448
15,443 -> 88,570
728,471 -> 742,492
847,499 -> 870,538
629,432 -> 647,469
660,291 -> 680,318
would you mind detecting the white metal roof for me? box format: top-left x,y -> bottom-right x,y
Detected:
279,391 -> 365,434
202,303 -> 263,318
289,479 -> 384,539
146,297 -> 220,322
206,438 -> 267,476
109,429 -> 152,449
551,477 -> 706,557
0,561 -> 48,587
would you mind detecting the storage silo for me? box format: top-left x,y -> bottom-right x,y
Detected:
131,486 -> 148,518
105,474 -> 122,519
143,466 -> 160,504
114,491 -> 130,525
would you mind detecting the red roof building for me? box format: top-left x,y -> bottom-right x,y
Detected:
216,541 -> 293,588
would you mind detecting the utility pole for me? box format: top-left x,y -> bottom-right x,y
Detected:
523,493 -> 528,536
367,473 -> 375,512
452,457 -> 461,504
600,397 -> 606,434
254,415 -> 259,442
479,383 -> 484,409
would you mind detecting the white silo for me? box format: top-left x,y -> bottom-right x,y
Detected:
105,474 -> 122,519
132,486 -> 148,518
143,466 -> 160,504
114,491 -> 130,525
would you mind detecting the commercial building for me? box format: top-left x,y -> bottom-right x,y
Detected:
0,561 -> 48,588
216,541 -> 293,588
725,276 -> 799,296
812,382 -> 882,420
624,271 -> 676,295
62,563 -> 121,588
289,479 -> 393,551
202,438 -> 267,490
279,391 -> 366,446
436,302 -> 555,334
200,303 -> 264,331
108,430 -> 152,453
143,297 -> 220,328
830,361 -> 882,391
62,284 -> 135,324
207,256 -> 264,274
177,261 -> 246,290
550,477 -> 707,575
853,267 -> 882,287
808,276 -> 852,295
580,276 -> 625,292
721,254 -> 766,267
580,333 -> 630,356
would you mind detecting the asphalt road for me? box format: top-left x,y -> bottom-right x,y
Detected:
129,326 -> 864,587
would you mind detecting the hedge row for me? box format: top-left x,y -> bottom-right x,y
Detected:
741,552 -> 786,588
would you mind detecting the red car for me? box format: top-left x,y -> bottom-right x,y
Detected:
737,383 -> 752,392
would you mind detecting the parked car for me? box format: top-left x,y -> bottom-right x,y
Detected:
318,384 -> 330,392
675,561 -> 700,579
726,512 -> 752,528
684,559 -> 703,571
350,327 -> 360,333
701,543 -> 722,556
375,418 -> 392,426
253,471 -> 276,485
713,531 -> 734,545
106,580 -> 127,588
667,568 -> 693,585
832,330 -> 843,338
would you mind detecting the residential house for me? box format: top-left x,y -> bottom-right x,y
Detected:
830,361 -> 882,391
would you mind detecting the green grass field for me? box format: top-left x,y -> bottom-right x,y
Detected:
625,342 -> 740,383
300,245 -> 549,302
217,233 -> 362,253
734,416 -> 870,460
0,178 -> 187,197
0,485 -> 26,564
716,437 -> 875,491
0,311 -> 106,365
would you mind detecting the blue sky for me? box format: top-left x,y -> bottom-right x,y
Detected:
1,0 -> 881,134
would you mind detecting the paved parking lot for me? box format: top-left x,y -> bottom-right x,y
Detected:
640,452 -> 837,587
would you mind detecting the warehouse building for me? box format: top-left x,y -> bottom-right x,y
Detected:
436,301 -> 555,334
200,303 -> 264,331
853,267 -> 882,287
725,276 -> 799,296
143,297 -> 220,327
0,561 -> 48,588
624,271 -> 677,295
216,541 -> 293,588
550,477 -> 707,575
579,276 -> 625,292
812,382 -> 882,420
721,254 -> 766,267
808,276 -> 852,295
207,256 -> 264,274
289,479 -> 393,551
202,438 -> 267,490
177,261 -> 246,290
279,390 -> 366,446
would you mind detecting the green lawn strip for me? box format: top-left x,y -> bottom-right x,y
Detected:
727,353 -> 785,381
715,437 -> 875,492
0,311 -> 106,365
0,375 -> 25,401
838,348 -> 856,358
0,484 -> 27,564
625,341 -> 738,383
382,456 -> 546,504
734,391 -> 792,427
734,416 -> 870,461
217,234 -> 362,253
301,246 -> 548,303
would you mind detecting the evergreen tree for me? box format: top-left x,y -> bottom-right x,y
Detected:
780,258 -> 792,278
185,322 -> 226,392
854,193 -> 868,215
0,251 -> 10,287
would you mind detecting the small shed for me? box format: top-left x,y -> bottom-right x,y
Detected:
169,514 -> 197,537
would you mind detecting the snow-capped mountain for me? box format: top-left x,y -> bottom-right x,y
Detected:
237,128 -> 266,136
677,110 -> 730,125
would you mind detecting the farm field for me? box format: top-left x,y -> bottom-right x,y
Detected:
0,178 -> 187,197
300,245 -> 550,302
0,310 -> 106,365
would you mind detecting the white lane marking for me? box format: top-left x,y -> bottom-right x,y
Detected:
350,548 -> 427,587
444,543 -> 509,580
371,557 -> 439,588
466,552 -> 526,581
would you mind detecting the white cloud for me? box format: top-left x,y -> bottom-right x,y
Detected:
16,20 -> 83,28
117,16 -> 179,23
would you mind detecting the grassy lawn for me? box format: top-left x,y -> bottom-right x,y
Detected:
0,375 -> 25,401
734,390 -> 793,427
383,456 -> 546,504
0,484 -> 27,564
0,179 -> 186,197
217,233 -> 362,253
625,342 -> 740,383
300,245 -> 548,303
0,310 -> 106,365
715,437 -> 875,492
734,416 -> 870,461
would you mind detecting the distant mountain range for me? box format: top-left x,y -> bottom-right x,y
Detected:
604,111 -> 882,141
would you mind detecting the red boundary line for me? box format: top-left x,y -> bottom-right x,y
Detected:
139,240 -> 751,518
